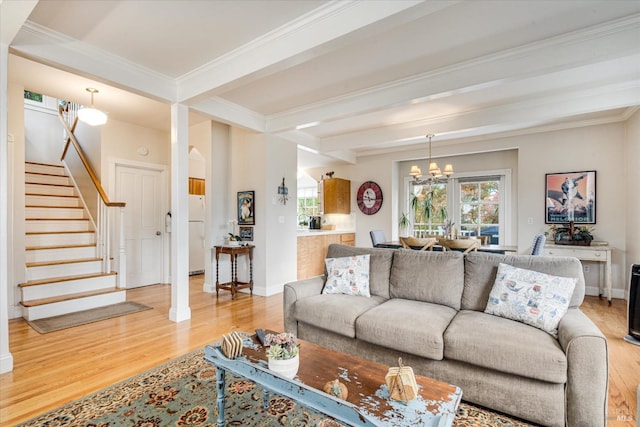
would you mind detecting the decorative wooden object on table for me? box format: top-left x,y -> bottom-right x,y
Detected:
221,331 -> 244,359
214,245 -> 254,299
385,358 -> 418,403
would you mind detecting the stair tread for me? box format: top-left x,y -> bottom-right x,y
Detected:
25,193 -> 79,198
25,161 -> 65,168
25,205 -> 83,209
25,171 -> 68,177
25,218 -> 89,221
27,257 -> 103,268
19,271 -> 117,287
26,230 -> 95,235
26,182 -> 74,188
26,243 -> 96,251
21,287 -> 123,307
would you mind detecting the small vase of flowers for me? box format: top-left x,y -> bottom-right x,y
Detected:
265,332 -> 300,378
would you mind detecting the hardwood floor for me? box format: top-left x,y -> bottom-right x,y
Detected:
0,275 -> 638,426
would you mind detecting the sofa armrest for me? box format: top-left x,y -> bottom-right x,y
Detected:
283,275 -> 325,336
557,308 -> 608,426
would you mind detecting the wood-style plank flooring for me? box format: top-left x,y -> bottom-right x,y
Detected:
0,276 -> 638,426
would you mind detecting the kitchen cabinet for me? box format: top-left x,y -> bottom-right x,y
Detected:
318,178 -> 350,214
297,232 -> 355,280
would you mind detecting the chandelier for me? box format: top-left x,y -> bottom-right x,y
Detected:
78,88 -> 108,126
408,134 -> 453,184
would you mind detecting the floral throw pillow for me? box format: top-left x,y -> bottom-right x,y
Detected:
322,254 -> 371,297
485,263 -> 577,337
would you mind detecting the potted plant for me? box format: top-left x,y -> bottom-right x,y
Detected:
399,212 -> 411,237
410,189 -> 447,238
546,222 -> 594,246
264,332 -> 300,378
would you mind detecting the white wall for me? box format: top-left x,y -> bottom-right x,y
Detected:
625,110 -> 640,289
230,128 -> 297,296
23,98 -> 63,165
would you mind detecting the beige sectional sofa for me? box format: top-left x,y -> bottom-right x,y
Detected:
283,244 -> 608,426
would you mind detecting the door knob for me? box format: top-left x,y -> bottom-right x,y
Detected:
156,231 -> 161,236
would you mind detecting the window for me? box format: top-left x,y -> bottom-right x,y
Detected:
457,178 -> 501,243
409,182 -> 448,237
297,187 -> 318,229
405,171 -> 509,244
24,90 -> 43,103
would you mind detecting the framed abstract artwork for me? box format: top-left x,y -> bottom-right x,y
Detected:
237,191 -> 255,225
545,170 -> 596,224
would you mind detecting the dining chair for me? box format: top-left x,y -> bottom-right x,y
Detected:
370,230 -> 387,247
530,233 -> 546,255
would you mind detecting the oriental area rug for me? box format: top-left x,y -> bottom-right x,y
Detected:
17,348 -> 535,427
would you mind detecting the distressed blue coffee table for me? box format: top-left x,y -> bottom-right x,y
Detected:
204,335 -> 462,427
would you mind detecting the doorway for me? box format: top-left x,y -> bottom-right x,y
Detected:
114,162 -> 167,287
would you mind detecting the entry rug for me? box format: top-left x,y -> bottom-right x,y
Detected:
17,348 -> 535,427
27,301 -> 152,334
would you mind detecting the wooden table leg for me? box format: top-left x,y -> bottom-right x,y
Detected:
216,367 -> 226,426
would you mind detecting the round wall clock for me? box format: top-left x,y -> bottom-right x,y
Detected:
357,181 -> 383,215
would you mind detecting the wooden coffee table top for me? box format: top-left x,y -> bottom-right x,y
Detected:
237,334 -> 462,426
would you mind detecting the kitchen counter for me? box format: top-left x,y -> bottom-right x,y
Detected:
297,229 -> 355,237
297,231 -> 356,280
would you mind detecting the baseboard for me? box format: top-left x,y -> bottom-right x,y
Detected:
0,352 -> 14,374
585,286 -> 626,300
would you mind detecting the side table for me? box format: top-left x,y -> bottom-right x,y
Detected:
214,245 -> 254,299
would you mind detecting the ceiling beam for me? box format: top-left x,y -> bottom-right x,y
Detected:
266,14 -> 640,133
175,0 -> 433,103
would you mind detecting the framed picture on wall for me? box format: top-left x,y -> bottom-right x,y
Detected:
239,226 -> 253,241
237,191 -> 255,225
545,170 -> 596,224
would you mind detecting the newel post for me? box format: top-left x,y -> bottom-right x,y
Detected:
118,206 -> 126,287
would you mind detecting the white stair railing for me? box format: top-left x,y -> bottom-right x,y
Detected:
58,104 -> 127,286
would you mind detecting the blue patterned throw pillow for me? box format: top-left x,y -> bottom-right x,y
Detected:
322,254 -> 371,297
485,263 -> 577,337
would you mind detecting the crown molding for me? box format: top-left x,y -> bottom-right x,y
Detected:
13,21 -> 177,102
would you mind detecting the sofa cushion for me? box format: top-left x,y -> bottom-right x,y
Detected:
356,299 -> 457,360
323,254 -> 371,297
293,294 -> 385,338
462,252 -> 585,311
390,250 -> 464,310
444,310 -> 568,383
485,263 -> 576,337
326,244 -> 394,299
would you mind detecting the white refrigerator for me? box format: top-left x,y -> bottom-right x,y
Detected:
189,195 -> 206,275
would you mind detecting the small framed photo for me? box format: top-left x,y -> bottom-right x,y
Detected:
545,170 -> 596,224
237,191 -> 255,225
239,226 -> 253,242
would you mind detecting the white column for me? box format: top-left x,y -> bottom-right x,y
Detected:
0,42 -> 14,373
169,103 -> 191,322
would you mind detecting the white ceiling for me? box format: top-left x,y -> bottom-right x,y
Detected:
4,1 -> 640,169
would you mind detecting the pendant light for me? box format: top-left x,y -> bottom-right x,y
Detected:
408,134 -> 453,184
78,88 -> 107,126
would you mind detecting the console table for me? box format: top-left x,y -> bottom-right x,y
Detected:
214,245 -> 254,299
542,243 -> 612,304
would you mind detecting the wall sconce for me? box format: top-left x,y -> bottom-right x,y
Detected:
277,177 -> 289,205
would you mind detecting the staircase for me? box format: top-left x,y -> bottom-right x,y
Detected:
20,162 -> 125,321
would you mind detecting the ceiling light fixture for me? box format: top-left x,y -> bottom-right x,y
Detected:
408,134 -> 453,184
77,88 -> 107,126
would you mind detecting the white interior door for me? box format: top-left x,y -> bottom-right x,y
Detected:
116,165 -> 164,287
